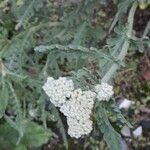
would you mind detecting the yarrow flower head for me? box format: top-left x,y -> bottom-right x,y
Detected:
67,118 -> 93,138
42,77 -> 74,107
94,82 -> 114,101
43,77 -> 114,139
60,88 -> 96,120
60,88 -> 96,138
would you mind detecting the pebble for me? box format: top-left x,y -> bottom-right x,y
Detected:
119,98 -> 133,109
121,125 -> 131,137
133,126 -> 143,138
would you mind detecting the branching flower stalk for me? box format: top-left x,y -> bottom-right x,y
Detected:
101,1 -> 138,83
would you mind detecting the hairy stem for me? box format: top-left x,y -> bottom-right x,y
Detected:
101,2 -> 138,83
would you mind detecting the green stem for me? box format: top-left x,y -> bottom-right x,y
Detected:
101,2 -> 138,83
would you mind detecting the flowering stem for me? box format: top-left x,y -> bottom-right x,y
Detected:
101,2 -> 138,83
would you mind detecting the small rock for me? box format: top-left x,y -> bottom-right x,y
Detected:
119,99 -> 133,109
121,126 -> 131,137
133,126 -> 143,138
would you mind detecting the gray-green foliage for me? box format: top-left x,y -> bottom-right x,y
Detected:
96,103 -> 121,150
0,119 -> 52,150
0,0 -> 150,149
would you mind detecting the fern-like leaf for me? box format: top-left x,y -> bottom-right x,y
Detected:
12,0 -> 43,30
96,103 -> 121,150
105,101 -> 132,128
34,44 -> 112,61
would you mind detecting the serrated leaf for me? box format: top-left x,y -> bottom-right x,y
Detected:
96,103 -> 121,150
14,0 -> 43,30
0,120 -> 52,150
21,121 -> 52,148
0,122 -> 19,150
5,116 -> 25,144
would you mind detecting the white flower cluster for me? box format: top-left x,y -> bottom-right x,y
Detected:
42,77 -> 74,107
67,118 -> 93,138
60,89 -> 95,120
43,77 -> 114,138
94,83 -> 114,101
60,89 -> 96,138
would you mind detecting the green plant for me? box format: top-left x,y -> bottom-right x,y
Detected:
0,0 -> 150,149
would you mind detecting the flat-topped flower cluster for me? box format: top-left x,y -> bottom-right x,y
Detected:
43,77 -> 114,138
95,83 -> 114,101
60,89 -> 96,138
43,77 -> 74,107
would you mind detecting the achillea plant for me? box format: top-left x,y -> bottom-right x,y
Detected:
0,0 -> 150,149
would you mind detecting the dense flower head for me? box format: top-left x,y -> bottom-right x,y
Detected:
67,118 -> 93,138
60,88 -> 95,138
94,82 -> 114,101
42,77 -> 74,107
60,88 -> 96,120
43,77 -> 114,138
